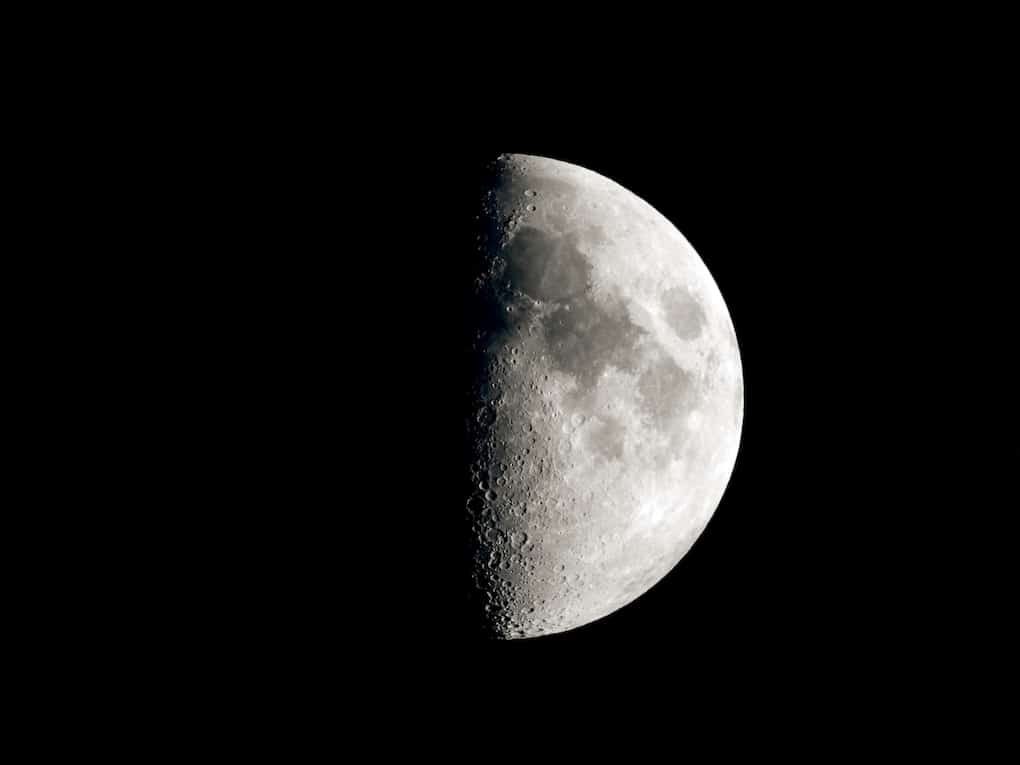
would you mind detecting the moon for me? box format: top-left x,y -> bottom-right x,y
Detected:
462,153 -> 743,639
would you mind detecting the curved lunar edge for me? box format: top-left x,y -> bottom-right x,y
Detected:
461,153 -> 743,639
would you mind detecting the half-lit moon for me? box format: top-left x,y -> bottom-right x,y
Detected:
463,153 -> 743,638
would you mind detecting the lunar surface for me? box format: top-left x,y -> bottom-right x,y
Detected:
462,153 -> 743,639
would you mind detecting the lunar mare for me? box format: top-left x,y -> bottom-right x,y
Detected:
463,153 -> 743,639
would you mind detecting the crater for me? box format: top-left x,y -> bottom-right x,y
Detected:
514,176 -> 577,204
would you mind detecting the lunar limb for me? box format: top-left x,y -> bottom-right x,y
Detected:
463,154 -> 743,639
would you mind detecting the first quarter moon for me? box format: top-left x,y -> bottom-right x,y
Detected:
462,153 -> 743,639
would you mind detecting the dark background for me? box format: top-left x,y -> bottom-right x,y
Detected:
319,110 -> 1009,689
21,15 -> 1013,745
146,57 -> 1013,716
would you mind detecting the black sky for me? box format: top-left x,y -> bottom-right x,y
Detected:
171,63 -> 1012,710
366,91 -> 1008,679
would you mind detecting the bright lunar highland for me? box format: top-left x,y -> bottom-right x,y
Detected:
463,153 -> 743,639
